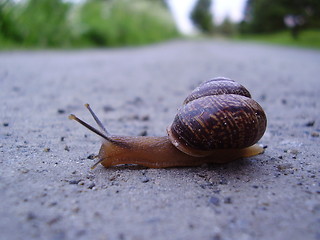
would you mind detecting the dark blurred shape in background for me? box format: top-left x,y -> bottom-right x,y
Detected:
240,0 -> 320,39
190,0 -> 214,34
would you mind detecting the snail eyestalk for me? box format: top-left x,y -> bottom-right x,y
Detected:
85,103 -> 109,135
68,114 -> 124,146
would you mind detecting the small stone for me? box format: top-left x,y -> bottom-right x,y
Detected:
57,109 -> 65,114
141,176 -> 150,183
26,212 -> 36,220
47,216 -> 61,225
12,86 -> 20,92
311,132 -> 319,137
209,196 -> 220,206
72,207 -> 80,213
131,114 -> 139,120
103,105 -> 115,112
88,183 -> 96,189
49,202 -> 57,207
212,233 -> 222,240
277,163 -> 293,171
224,197 -> 232,204
287,149 -> 299,155
20,168 -> 29,174
305,120 -> 315,127
139,130 -> 148,136
43,148 -> 50,152
118,233 -> 125,240
219,178 -> 228,185
128,96 -> 143,105
87,154 -> 96,159
69,180 -> 81,184
3,122 -> 9,127
64,145 -> 70,151
141,115 -> 150,121
76,230 -> 86,237
260,94 -> 266,101
60,136 -> 65,142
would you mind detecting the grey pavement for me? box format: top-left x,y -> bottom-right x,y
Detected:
0,40 -> 319,240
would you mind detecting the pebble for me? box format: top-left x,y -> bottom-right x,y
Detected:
139,130 -> 148,136
87,154 -> 96,159
141,115 -> 150,121
69,180 -> 81,184
305,120 -> 315,127
47,216 -> 61,225
219,178 -> 228,185
103,105 -> 115,112
128,96 -> 144,105
224,197 -> 232,204
277,164 -> 293,170
209,196 -> 220,206
286,149 -> 299,155
141,176 -> 150,183
57,109 -> 66,114
43,148 -> 50,152
26,212 -> 36,221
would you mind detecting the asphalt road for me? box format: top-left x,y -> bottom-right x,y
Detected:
0,40 -> 319,240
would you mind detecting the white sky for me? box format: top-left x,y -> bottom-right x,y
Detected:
167,0 -> 247,34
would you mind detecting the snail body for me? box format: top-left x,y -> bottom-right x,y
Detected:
69,77 -> 267,169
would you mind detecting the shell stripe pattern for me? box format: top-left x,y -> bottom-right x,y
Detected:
184,78 -> 251,104
171,94 -> 266,151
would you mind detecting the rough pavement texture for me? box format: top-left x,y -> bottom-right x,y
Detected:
0,40 -> 319,240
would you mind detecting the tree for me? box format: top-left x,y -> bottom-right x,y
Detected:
241,0 -> 320,38
190,0 -> 214,34
218,16 -> 236,36
16,0 -> 72,46
0,0 -> 22,42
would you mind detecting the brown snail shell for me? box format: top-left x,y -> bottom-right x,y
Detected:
167,77 -> 267,157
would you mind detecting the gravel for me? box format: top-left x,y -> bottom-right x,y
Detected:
0,40 -> 319,240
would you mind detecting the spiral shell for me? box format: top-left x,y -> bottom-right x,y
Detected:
167,77 -> 267,157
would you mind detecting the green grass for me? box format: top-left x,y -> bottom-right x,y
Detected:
237,29 -> 320,49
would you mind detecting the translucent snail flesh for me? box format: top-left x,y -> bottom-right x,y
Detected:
69,77 -> 267,169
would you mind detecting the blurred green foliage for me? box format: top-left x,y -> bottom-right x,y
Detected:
216,16 -> 236,37
0,0 -> 178,49
75,0 -> 178,46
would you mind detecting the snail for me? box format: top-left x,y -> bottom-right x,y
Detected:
69,77 -> 267,169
